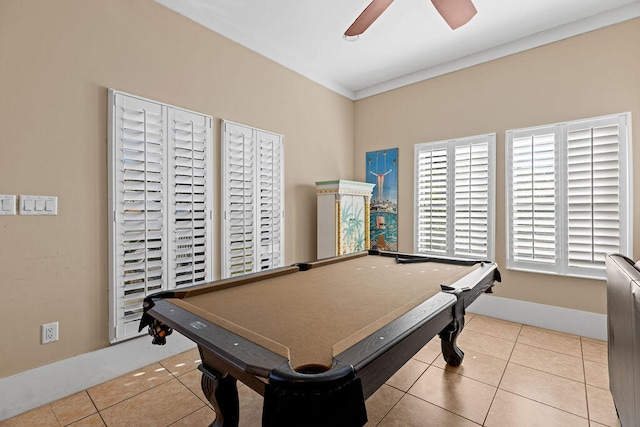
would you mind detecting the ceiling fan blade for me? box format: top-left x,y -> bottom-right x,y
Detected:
431,0 -> 477,29
344,0 -> 395,37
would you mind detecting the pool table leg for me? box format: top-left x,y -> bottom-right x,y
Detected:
438,299 -> 466,367
199,365 -> 240,427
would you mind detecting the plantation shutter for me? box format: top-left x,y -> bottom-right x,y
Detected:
454,141 -> 491,258
506,112 -> 631,279
222,122 -> 256,277
257,130 -> 284,271
415,144 -> 448,254
509,128 -> 557,265
415,134 -> 495,258
110,94 -> 166,340
168,109 -> 213,288
221,120 -> 284,278
109,90 -> 213,343
566,116 -> 623,270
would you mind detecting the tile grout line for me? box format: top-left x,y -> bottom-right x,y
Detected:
404,363 -> 497,425
481,382 -> 500,426
70,389 -> 105,427
498,325 -> 592,422
505,360 -> 586,386
373,359 -> 434,426
163,360 -> 213,425
100,364 -> 204,427
502,330 -> 591,423
87,363 -> 183,418
482,322 -> 523,426
580,337 -> 592,424
492,388 -> 590,424
174,370 -> 212,408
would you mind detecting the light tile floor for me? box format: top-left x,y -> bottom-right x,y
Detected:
1,314 -> 620,426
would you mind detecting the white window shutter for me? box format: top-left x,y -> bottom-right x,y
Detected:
110,93 -> 167,341
506,112 -> 631,279
454,141 -> 491,258
415,144 -> 448,254
109,90 -> 214,343
509,129 -> 557,266
566,117 -> 621,270
222,122 -> 256,278
415,134 -> 495,259
221,121 -> 284,278
257,130 -> 284,271
167,109 -> 213,288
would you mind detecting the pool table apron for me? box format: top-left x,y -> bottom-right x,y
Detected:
170,254 -> 481,371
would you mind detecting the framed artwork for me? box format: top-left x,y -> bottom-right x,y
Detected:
366,148 -> 398,251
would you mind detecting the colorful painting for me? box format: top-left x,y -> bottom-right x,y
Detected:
366,148 -> 398,251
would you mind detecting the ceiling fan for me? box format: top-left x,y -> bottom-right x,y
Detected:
344,0 -> 477,39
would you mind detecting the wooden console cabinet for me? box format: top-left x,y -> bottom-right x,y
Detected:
316,180 -> 375,259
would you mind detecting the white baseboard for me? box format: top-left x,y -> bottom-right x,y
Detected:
467,294 -> 608,341
0,333 -> 196,421
0,296 -> 607,421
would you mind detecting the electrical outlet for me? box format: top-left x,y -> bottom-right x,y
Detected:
42,322 -> 59,344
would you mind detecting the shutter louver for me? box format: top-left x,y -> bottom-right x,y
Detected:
567,121 -> 620,269
113,94 -> 166,338
511,132 -> 556,264
416,147 -> 448,254
168,109 -> 211,287
258,131 -> 284,271
454,142 -> 489,258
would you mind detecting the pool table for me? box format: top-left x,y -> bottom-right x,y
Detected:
139,250 -> 501,427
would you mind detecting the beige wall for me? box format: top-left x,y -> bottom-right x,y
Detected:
354,19 -> 640,315
0,0 -> 354,378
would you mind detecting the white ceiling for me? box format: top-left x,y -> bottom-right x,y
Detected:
154,0 -> 640,100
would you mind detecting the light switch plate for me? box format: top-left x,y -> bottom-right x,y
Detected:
0,195 -> 17,215
19,195 -> 57,215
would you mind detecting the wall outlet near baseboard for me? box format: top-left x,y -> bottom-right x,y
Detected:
42,322 -> 59,344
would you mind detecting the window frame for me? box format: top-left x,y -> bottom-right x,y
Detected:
414,133 -> 496,260
506,112 -> 632,279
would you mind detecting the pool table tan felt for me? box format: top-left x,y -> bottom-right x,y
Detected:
170,251 -> 481,371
